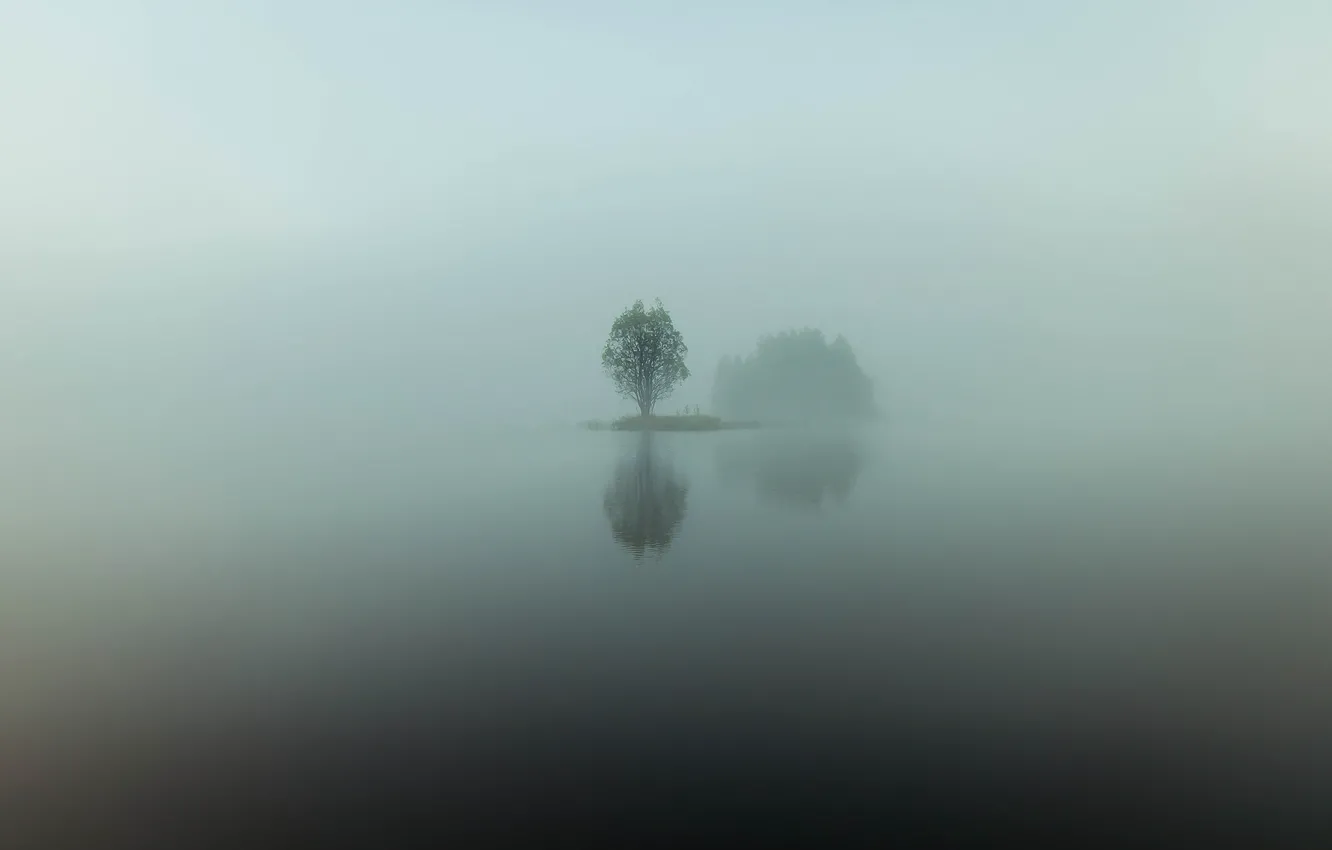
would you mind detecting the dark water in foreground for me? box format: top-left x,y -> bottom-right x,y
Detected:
3,420 -> 1331,846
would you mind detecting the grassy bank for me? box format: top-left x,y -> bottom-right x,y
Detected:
583,414 -> 761,432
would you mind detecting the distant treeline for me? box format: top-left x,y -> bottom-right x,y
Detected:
712,328 -> 877,424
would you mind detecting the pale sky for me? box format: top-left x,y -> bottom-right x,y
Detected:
3,0 -> 1329,442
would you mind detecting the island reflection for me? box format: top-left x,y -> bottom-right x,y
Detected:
716,431 -> 866,511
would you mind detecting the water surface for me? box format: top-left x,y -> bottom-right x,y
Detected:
4,418 -> 1330,845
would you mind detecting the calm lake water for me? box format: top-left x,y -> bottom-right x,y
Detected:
4,418 -> 1331,845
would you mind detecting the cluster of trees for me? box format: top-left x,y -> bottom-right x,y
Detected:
712,329 -> 876,423
602,301 -> 876,424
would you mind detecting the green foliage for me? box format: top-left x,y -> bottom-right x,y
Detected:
602,299 -> 691,417
712,328 -> 876,423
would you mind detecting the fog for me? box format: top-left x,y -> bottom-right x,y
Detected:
4,4 -> 1332,842
4,0 -> 1329,454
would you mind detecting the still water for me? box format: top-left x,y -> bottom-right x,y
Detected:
3,419 -> 1331,844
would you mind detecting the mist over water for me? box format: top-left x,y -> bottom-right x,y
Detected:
5,417 -> 1332,845
5,0 -> 1332,845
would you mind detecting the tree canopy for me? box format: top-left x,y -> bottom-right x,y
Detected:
712,328 -> 876,423
602,299 -> 690,417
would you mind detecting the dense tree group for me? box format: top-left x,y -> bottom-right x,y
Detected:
712,328 -> 876,423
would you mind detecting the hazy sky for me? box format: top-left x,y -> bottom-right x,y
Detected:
3,1 -> 1329,443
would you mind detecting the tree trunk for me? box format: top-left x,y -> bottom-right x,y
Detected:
638,399 -> 652,417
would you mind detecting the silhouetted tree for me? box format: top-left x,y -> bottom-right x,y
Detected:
602,299 -> 690,417
712,329 -> 876,423
603,433 -> 689,558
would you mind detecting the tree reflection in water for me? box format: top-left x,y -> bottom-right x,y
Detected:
603,432 -> 689,559
716,431 -> 866,511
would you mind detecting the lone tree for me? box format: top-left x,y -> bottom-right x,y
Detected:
602,299 -> 690,417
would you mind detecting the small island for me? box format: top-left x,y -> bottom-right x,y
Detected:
583,414 -> 760,432
588,298 -> 877,433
